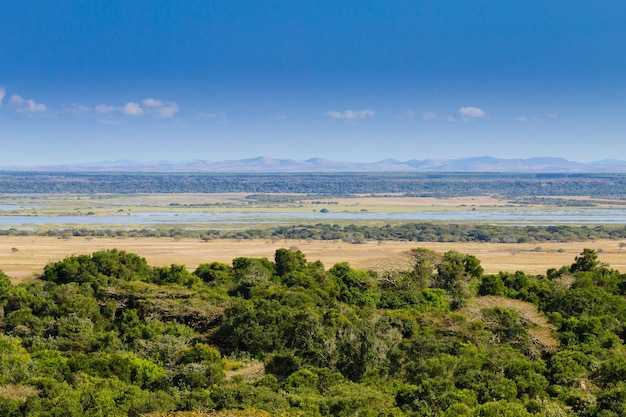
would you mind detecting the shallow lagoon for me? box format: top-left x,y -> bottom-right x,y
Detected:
1,207 -> 626,228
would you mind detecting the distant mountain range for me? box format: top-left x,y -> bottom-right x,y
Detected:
4,156 -> 626,173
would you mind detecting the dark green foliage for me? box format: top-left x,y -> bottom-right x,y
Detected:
432,250 -> 483,309
274,248 -> 307,277
409,247 -> 441,288
193,262 -> 234,285
596,382 -> 626,415
6,220 -> 626,245
476,400 -> 534,416
479,274 -> 505,296
0,396 -> 22,417
328,262 -> 376,306
42,249 -> 151,289
173,343 -> 225,388
67,352 -> 168,390
0,269 -> 11,297
230,257 -> 275,297
500,271 -> 553,303
151,264 -> 200,287
265,353 -> 300,380
570,248 -> 600,273
210,383 -> 291,414
3,172 -> 626,197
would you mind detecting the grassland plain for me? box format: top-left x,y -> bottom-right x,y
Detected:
1,236 -> 625,284
2,192 -> 626,282
0,193 -> 506,216
4,193 -> 624,217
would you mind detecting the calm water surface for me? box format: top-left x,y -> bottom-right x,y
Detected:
1,208 -> 625,228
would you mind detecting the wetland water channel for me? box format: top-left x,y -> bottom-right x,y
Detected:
1,208 -> 626,228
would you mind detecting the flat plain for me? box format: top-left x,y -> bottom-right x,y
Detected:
2,190 -> 626,282
2,235 -> 625,283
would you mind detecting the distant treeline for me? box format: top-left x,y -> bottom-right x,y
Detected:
2,172 -> 626,197
5,223 -> 626,243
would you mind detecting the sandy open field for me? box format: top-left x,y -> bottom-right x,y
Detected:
1,236 -> 625,283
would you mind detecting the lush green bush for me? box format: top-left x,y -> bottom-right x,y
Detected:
3,248 -> 626,415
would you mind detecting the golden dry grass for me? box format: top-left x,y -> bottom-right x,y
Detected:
1,236 -> 625,283
463,296 -> 560,354
225,362 -> 265,383
0,384 -> 40,400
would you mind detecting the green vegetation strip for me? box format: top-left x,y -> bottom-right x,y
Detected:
3,222 -> 626,243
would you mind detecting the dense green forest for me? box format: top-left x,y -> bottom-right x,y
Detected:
2,247 -> 626,415
2,172 -> 626,197
4,223 -> 626,244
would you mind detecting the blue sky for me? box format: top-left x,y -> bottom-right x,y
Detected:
1,1 -> 625,165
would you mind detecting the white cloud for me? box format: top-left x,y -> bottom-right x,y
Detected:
95,104 -> 116,114
422,111 -> 437,120
515,116 -> 528,122
1,89 -> 179,120
548,113 -> 558,119
123,102 -> 143,116
142,98 -> 164,107
25,100 -> 47,113
140,98 -> 179,118
9,95 -> 24,106
325,109 -> 375,120
10,94 -> 47,113
459,106 -> 486,118
95,98 -> 179,119
62,104 -> 92,115
155,102 -> 179,118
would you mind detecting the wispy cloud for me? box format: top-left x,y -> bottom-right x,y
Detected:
142,98 -> 163,107
155,102 -> 179,118
118,98 -> 179,118
325,109 -> 375,120
123,102 -> 143,116
92,97 -> 180,121
422,111 -> 437,121
60,104 -> 92,116
195,112 -> 228,122
459,106 -> 486,118
95,104 -> 116,114
9,94 -> 47,113
548,113 -> 558,119
515,116 -> 528,122
0,86 -> 180,122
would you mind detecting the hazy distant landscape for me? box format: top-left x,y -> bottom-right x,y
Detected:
4,156 -> 626,173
